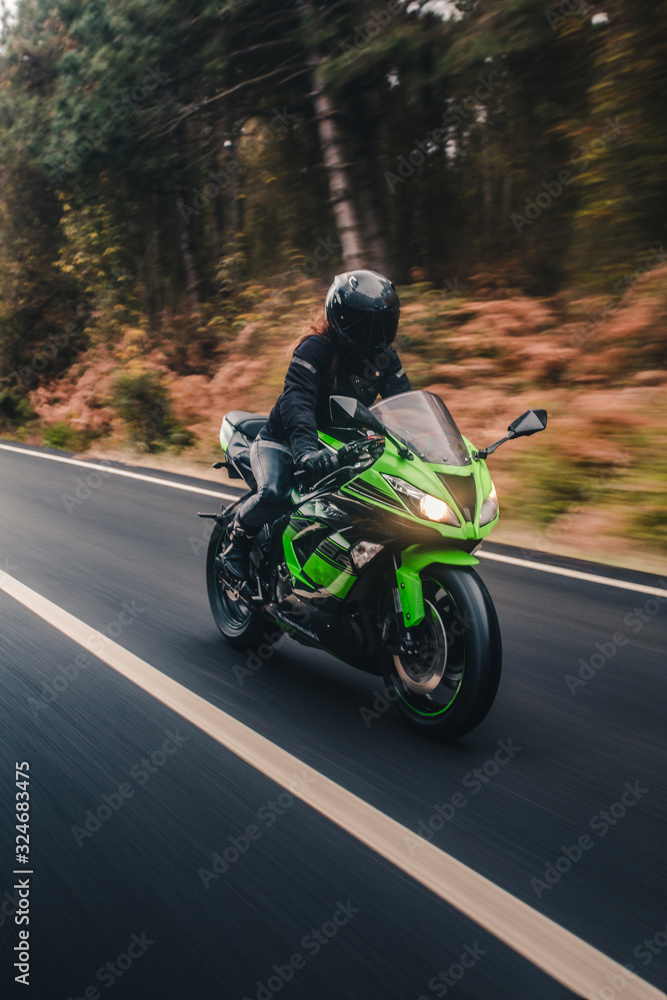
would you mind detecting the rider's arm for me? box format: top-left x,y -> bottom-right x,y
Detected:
279,335 -> 334,462
379,347 -> 411,398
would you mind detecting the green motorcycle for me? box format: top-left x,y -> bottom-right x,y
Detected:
203,391 -> 547,739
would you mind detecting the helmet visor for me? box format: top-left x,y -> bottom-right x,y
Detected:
343,308 -> 399,352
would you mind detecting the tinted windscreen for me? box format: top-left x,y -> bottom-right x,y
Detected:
371,391 -> 471,466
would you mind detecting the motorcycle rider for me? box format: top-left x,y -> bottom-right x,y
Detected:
218,269 -> 411,583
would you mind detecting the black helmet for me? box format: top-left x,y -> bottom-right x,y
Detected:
325,270 -> 400,356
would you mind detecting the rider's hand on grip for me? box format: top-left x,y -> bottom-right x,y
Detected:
297,448 -> 338,481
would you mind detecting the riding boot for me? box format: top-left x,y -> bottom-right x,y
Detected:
215,516 -> 257,581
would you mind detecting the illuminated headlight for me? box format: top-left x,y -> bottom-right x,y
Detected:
350,540 -> 383,570
383,475 -> 459,527
418,494 -> 458,524
479,482 -> 498,525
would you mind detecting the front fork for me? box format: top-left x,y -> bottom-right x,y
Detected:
390,545 -> 479,630
382,546 -> 479,656
386,555 -> 421,655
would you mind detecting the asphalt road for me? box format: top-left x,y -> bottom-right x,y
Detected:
1,442 -> 665,1000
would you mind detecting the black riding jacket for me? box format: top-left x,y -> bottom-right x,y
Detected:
262,334 -> 411,461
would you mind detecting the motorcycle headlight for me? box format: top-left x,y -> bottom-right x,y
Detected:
479,482 -> 498,525
418,494 -> 457,524
383,476 -> 460,527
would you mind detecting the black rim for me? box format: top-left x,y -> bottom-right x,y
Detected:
212,528 -> 253,632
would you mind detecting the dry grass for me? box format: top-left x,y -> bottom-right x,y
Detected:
15,269 -> 667,573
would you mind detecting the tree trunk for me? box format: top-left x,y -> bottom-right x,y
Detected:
149,189 -> 161,325
501,172 -> 512,244
308,51 -> 364,270
481,130 -> 492,242
350,92 -> 389,273
175,182 -> 201,314
357,182 -> 387,272
171,131 -> 201,315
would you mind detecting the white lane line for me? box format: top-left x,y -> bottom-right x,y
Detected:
2,441 -> 665,598
0,442 -> 238,501
478,550 -> 667,599
2,572 -> 664,1000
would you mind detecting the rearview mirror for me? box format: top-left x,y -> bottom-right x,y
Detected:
508,409 -> 548,438
329,395 -> 386,435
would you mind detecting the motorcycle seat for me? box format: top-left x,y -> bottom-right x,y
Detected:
224,411 -> 267,440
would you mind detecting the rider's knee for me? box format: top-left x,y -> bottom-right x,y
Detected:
257,481 -> 292,509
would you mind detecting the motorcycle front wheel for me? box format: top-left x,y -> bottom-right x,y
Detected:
380,565 -> 502,740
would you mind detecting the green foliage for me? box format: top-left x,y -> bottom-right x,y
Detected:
632,498 -> 667,547
110,367 -> 194,451
0,388 -> 34,426
56,191 -> 139,337
0,0 -> 666,373
42,421 -> 86,451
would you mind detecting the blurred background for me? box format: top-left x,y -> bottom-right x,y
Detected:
0,0 -> 665,570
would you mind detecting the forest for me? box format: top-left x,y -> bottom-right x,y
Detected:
0,0 -> 665,566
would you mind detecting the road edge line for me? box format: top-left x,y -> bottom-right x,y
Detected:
3,441 -> 665,597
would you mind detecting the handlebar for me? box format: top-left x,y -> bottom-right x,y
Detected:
293,435 -> 385,493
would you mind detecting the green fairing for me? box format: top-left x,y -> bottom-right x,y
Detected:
285,409 -> 494,616
283,513 -> 315,590
302,552 -> 355,597
396,546 -> 479,627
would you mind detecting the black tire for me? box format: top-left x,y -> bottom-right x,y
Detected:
206,518 -> 275,650
380,565 -> 502,740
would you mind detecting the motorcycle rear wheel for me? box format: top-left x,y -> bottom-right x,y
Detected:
380,565 -> 502,740
206,518 -> 275,649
